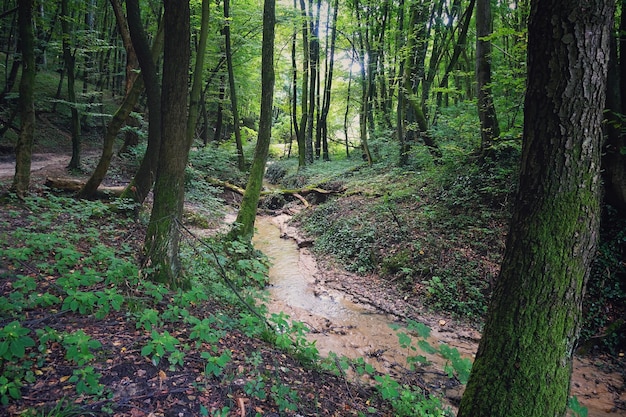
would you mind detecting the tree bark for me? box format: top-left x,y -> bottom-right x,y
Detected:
224,0 -> 246,171
144,0 -> 190,289
11,0 -> 35,198
457,0 -> 613,415
476,0 -> 500,157
61,0 -> 81,170
120,0 -> 162,204
79,18 -> 164,199
187,0 -> 210,145
229,0 -> 275,241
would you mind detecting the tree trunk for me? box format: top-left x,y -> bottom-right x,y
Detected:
297,0 -> 309,169
457,0 -> 612,415
476,0 -> 500,157
120,0 -> 162,204
11,0 -> 35,198
304,0 -> 318,165
318,0 -> 338,162
61,0 -> 81,170
144,0 -> 190,289
187,0 -> 210,145
229,0 -> 275,241
79,16 -> 164,199
224,0 -> 246,171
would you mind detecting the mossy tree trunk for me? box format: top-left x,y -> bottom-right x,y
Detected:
144,0 -> 190,289
457,0 -> 613,415
229,0 -> 275,242
11,0 -> 35,198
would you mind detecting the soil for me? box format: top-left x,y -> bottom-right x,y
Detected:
0,148 -> 625,417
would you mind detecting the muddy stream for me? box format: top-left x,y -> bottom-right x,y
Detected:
253,214 -> 625,416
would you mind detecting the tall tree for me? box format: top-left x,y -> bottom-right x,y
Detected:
144,0 -> 191,288
79,21 -> 164,198
318,0 -> 338,162
186,0 -> 210,145
229,0 -> 275,241
224,0 -> 246,171
61,0 -> 82,170
120,0 -> 162,204
475,0 -> 500,156
457,0 -> 613,415
11,0 -> 35,198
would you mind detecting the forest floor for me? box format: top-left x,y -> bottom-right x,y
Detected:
0,125 -> 625,416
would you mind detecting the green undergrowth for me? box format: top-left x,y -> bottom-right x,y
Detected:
0,193 -> 467,416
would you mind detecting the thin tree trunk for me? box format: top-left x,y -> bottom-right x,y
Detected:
230,0 -> 275,241
318,0 -> 337,162
476,0 -> 500,157
224,0 -> 245,171
120,0 -> 162,204
79,12 -> 164,198
11,0 -> 35,198
187,0 -> 210,145
457,0 -> 612,414
297,0 -> 309,168
61,0 -> 81,170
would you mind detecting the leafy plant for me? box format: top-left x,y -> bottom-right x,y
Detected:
68,366 -> 103,396
62,330 -> 102,366
141,330 -> 182,367
0,321 -> 35,362
201,349 -> 232,378
270,382 -> 299,413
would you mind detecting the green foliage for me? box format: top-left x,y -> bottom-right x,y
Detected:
0,321 -> 36,362
201,350 -> 232,378
267,312 -> 319,364
62,330 -> 101,366
141,330 -> 182,368
568,396 -> 588,417
68,366 -> 103,396
270,382 -> 299,413
583,206 -> 626,351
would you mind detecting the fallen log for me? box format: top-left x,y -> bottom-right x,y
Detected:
45,177 -> 125,198
205,176 -> 344,201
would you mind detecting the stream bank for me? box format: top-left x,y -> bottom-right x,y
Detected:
254,211 -> 626,416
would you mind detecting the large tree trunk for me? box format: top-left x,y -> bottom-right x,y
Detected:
457,0 -> 613,415
475,0 -> 500,157
229,0 -> 275,241
144,0 -> 190,289
120,0 -> 162,204
11,0 -> 35,198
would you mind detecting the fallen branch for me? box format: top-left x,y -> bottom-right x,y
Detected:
45,177 -> 125,198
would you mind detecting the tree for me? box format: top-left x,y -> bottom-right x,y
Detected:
11,0 -> 35,198
229,0 -> 275,241
144,0 -> 190,288
61,0 -> 82,170
120,0 -> 162,204
457,0 -> 613,415
79,10 -> 164,199
224,0 -> 246,171
475,0 -> 500,156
